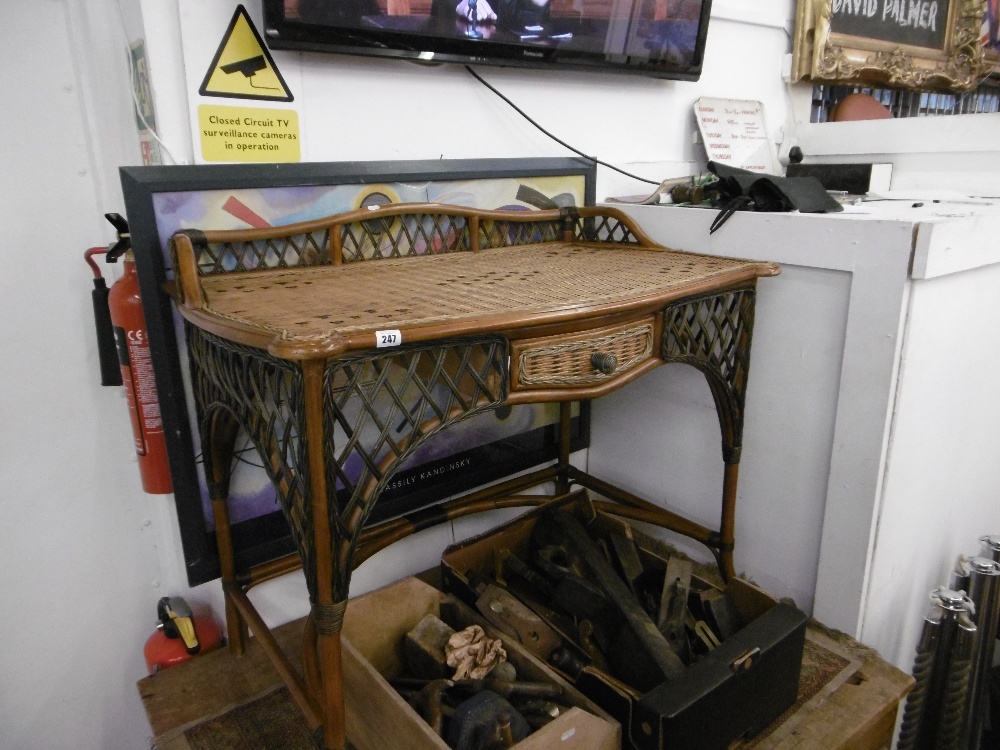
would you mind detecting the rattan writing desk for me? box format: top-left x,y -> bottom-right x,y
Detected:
168,203 -> 780,750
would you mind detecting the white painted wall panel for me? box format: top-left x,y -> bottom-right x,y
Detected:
171,0 -> 797,201
0,2 -> 160,749
861,265 -> 1000,668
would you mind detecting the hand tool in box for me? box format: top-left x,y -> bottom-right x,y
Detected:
548,511 -> 686,690
609,532 -> 645,596
475,584 -> 564,662
657,557 -> 693,659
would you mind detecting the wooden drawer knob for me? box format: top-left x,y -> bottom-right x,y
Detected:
591,351 -> 618,375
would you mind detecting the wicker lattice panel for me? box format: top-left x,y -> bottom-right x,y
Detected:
181,229 -> 333,275
339,212 -> 472,262
480,217 -> 564,248
662,286 -> 756,457
338,212 -> 568,260
567,213 -> 642,245
322,337 -> 507,598
174,209 -> 658,286
186,325 -> 318,593
187,327 -> 508,602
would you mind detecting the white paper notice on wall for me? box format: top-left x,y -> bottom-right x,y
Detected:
695,98 -> 780,175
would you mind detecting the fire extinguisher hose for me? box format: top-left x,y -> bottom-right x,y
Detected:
84,247 -> 123,387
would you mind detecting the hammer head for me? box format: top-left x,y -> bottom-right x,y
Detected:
447,690 -> 530,750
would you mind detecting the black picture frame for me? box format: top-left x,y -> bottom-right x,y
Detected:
120,157 -> 595,586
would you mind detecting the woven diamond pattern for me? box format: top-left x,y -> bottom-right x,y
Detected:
323,337 -> 508,597
662,286 -> 756,456
340,212 -> 472,262
190,231 -> 332,275
177,208 -> 644,279
479,217 -> 564,247
186,325 -> 318,594
187,327 -> 508,603
568,214 -> 641,245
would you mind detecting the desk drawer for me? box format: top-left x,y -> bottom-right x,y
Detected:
511,317 -> 656,390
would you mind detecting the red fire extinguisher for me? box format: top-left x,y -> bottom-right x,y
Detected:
88,213 -> 173,495
144,597 -> 223,673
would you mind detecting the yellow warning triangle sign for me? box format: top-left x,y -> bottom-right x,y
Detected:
199,5 -> 293,102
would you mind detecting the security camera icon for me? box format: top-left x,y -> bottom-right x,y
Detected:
221,55 -> 267,77
219,56 -> 278,90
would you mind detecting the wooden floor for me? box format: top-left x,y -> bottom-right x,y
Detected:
138,613 -> 913,750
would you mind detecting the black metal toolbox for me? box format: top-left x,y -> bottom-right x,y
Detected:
440,490 -> 807,750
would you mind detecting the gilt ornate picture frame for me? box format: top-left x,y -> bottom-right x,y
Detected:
984,0 -> 1000,77
793,0 -> 987,91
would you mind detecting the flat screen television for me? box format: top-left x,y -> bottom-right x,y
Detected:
262,0 -> 713,80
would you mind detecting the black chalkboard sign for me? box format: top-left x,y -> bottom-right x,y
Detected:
829,0 -> 951,49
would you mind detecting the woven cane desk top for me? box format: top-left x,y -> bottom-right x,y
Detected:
170,205 -> 779,359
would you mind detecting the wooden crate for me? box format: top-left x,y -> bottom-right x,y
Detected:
341,576 -> 620,750
739,627 -> 913,750
439,494 -> 808,750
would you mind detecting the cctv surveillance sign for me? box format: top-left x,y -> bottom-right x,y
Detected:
198,104 -> 300,161
196,6 -> 299,161
199,5 -> 293,102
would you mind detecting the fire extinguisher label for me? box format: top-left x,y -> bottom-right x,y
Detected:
114,326 -> 164,455
114,325 -> 131,367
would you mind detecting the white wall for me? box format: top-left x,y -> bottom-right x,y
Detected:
0,2 -> 162,749
860,262 -> 1000,668
794,112 -> 1000,197
11,0 -> 980,747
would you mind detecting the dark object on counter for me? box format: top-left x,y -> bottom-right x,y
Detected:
707,161 -> 842,234
785,162 -> 889,196
784,162 -> 869,195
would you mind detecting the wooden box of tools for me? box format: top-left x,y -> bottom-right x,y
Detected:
341,575 -> 620,750
440,491 -> 808,750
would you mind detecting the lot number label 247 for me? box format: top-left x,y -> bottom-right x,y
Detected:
376,329 -> 402,348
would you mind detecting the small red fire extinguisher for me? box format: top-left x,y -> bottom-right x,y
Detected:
87,213 -> 173,495
144,597 -> 223,673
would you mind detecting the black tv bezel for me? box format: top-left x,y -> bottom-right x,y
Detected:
261,0 -> 713,81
